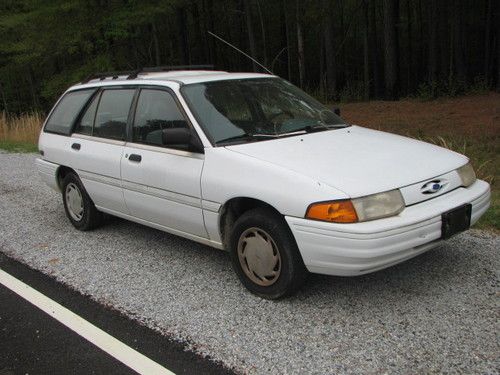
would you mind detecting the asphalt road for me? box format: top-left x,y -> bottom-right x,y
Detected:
0,281 -> 135,375
0,152 -> 498,374
0,253 -> 233,375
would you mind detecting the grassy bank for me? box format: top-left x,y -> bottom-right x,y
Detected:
0,111 -> 43,152
0,93 -> 498,230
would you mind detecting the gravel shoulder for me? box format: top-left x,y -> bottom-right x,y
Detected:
0,153 -> 498,374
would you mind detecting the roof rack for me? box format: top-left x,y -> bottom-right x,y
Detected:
81,65 -> 215,84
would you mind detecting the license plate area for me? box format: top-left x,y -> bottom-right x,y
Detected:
441,204 -> 472,239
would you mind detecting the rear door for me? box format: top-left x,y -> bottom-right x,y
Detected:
40,89 -> 97,167
121,87 -> 207,238
70,88 -> 136,214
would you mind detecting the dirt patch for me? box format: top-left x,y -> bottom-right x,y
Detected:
340,92 -> 500,140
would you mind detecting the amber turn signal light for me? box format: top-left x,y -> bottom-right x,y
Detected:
305,200 -> 358,223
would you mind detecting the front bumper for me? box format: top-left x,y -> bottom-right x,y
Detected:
286,180 -> 490,276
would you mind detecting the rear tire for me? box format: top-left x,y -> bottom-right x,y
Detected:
229,208 -> 308,299
61,172 -> 103,231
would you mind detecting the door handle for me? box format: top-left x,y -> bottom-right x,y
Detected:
71,143 -> 81,150
128,154 -> 142,163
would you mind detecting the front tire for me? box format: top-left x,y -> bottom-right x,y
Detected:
229,208 -> 308,299
61,172 -> 103,231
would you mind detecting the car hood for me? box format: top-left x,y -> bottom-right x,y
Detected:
225,126 -> 468,198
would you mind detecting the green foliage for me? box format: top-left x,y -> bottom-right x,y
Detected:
0,0 -> 497,113
474,191 -> 499,231
338,81 -> 366,103
415,77 -> 489,101
467,76 -> 490,95
0,140 -> 38,153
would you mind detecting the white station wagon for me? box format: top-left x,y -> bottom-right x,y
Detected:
36,68 -> 491,299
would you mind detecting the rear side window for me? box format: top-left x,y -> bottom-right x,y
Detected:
44,90 -> 95,135
93,89 -> 135,140
132,89 -> 188,147
74,93 -> 99,136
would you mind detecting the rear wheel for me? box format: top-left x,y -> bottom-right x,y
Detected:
229,208 -> 308,299
61,172 -> 103,231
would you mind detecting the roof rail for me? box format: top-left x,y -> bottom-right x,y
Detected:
81,65 -> 215,84
127,65 -> 215,79
81,70 -> 136,84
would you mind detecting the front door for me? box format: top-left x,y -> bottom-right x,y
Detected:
120,88 -> 207,238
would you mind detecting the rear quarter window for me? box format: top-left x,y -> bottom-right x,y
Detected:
44,89 -> 95,135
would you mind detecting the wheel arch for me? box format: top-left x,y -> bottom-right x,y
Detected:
218,197 -> 283,250
56,165 -> 77,190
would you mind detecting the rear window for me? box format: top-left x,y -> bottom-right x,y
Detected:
44,89 -> 95,135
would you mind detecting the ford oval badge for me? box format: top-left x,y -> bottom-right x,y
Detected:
421,180 -> 445,194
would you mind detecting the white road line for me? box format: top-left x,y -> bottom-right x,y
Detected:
0,268 -> 174,375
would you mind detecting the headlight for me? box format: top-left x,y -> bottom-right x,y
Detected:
457,162 -> 476,187
306,189 -> 405,223
352,190 -> 405,222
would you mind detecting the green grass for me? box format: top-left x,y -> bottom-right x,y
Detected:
0,140 -> 38,153
473,190 -> 499,232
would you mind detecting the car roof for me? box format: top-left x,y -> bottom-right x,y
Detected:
70,70 -> 276,91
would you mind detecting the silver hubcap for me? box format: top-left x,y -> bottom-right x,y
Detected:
237,228 -> 281,286
65,183 -> 84,221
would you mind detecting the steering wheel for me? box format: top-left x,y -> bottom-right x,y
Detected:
267,109 -> 295,133
268,109 -> 294,122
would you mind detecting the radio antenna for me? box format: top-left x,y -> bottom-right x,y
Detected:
207,31 -> 273,75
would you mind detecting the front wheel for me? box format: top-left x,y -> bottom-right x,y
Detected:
229,208 -> 308,299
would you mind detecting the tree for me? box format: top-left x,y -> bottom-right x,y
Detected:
323,0 -> 337,99
427,0 -> 438,87
362,0 -> 369,100
383,0 -> 400,100
0,0 -> 498,113
295,0 -> 305,88
243,0 -> 258,71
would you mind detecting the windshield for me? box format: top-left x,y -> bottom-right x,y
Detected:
181,78 -> 347,145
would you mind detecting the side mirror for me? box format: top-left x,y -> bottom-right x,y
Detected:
162,127 -> 203,153
332,107 -> 341,116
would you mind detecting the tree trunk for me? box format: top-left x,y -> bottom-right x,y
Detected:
320,35 -> 325,99
427,0 -> 438,87
243,0 -> 258,71
417,0 -> 424,81
279,0 -> 291,80
370,0 -> 382,98
451,0 -> 466,83
177,7 -> 190,65
383,0 -> 399,100
362,0 -> 370,100
204,0 -> 217,66
27,66 -> 39,109
191,1 -> 207,64
323,0 -> 336,99
0,82 -> 8,114
282,0 -> 292,81
151,22 -> 161,66
256,0 -> 268,66
296,0 -> 305,88
406,0 -> 413,93
484,0 -> 492,82
497,2 -> 500,92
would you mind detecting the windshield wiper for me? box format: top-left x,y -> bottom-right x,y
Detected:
215,133 -> 277,145
311,121 -> 350,130
274,123 -> 349,138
